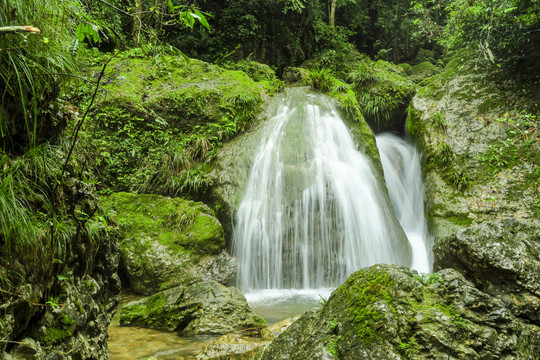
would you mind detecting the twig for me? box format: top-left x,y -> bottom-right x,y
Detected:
53,73 -> 99,86
0,289 -> 48,307
0,26 -> 40,34
59,52 -> 118,180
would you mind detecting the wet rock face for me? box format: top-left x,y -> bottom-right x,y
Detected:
258,265 -> 540,360
120,281 -> 265,336
435,218 -> 540,324
407,49 -> 540,340
101,192 -> 235,294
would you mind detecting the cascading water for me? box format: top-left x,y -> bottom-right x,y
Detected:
376,133 -> 433,273
232,88 -> 413,292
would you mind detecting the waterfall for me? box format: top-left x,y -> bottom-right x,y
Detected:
376,133 -> 433,273
232,88 -> 413,291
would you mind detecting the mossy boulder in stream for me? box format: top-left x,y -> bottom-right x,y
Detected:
120,281 -> 265,336
101,192 -> 236,294
257,264 -> 540,359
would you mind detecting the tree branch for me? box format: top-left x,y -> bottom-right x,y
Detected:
0,26 -> 40,34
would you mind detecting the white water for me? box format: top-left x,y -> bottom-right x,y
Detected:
232,88 -> 412,292
376,133 -> 433,273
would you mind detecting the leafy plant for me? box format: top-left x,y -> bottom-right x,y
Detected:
436,143 -> 454,165
358,91 -> 402,126
307,68 -> 336,93
0,0 -> 80,152
431,112 -> 448,130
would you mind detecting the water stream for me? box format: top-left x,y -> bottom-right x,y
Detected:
376,133 -> 432,273
232,88 -> 421,293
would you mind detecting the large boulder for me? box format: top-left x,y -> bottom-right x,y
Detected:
76,55 -> 276,195
257,264 -> 540,360
101,192 -> 236,294
434,218 -> 540,325
120,281 -> 265,336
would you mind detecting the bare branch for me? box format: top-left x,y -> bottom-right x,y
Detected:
0,26 -> 40,34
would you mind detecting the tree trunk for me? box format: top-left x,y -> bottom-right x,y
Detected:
132,0 -> 143,46
329,0 -> 336,28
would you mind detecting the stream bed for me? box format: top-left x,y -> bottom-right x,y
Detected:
107,292 -> 218,360
108,289 -> 328,359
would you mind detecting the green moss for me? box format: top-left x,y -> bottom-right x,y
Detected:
332,267 -> 397,345
30,326 -> 72,346
325,337 -> 340,357
411,61 -> 441,80
446,213 -> 473,227
397,63 -> 413,76
59,314 -> 75,326
101,192 -> 225,255
120,304 -> 147,323
82,55 -> 273,194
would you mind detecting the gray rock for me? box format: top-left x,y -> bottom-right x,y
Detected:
120,281 -> 265,336
435,218 -> 540,324
257,265 -> 540,360
197,333 -> 270,360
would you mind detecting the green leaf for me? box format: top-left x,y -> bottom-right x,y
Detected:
194,9 -> 210,30
57,275 -> 69,281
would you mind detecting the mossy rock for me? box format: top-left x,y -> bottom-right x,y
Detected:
408,47 -> 539,234
97,56 -> 273,131
101,192 -> 235,294
410,61 -> 442,83
412,48 -> 435,65
257,264 -> 540,359
81,55 -> 276,195
397,63 -> 413,76
120,281 -> 266,336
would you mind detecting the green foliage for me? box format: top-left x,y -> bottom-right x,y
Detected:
358,92 -> 402,127
46,296 -> 60,310
0,0 -> 79,152
441,0 -> 540,76
431,112 -> 447,130
398,337 -> 419,358
306,68 -> 336,93
222,60 -> 278,83
436,143 -> 454,165
449,169 -> 470,191
414,272 -> 443,285
478,111 -> 538,174
325,337 -> 340,356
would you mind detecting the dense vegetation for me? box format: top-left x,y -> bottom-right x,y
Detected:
0,0 -> 539,355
